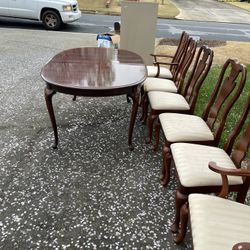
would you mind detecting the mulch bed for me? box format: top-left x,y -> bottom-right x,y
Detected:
158,38 -> 226,47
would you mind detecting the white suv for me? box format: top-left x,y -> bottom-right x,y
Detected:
0,0 -> 81,30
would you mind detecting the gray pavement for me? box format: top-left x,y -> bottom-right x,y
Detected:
0,29 -> 192,249
171,0 -> 250,24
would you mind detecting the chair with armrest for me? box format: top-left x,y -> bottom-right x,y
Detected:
176,161 -> 250,249
167,100 -> 250,243
146,31 -> 189,79
141,38 -> 197,125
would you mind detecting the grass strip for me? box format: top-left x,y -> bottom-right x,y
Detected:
78,0 -> 179,18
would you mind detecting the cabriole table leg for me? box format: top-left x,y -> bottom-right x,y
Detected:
44,86 -> 58,149
128,85 -> 141,150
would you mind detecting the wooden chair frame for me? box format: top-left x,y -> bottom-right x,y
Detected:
232,242 -> 250,250
169,96 -> 250,243
160,59 -> 247,187
150,31 -> 189,79
141,38 -> 197,139
147,45 -> 214,147
175,158 -> 250,245
140,36 -> 192,122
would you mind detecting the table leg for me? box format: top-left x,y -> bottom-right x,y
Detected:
126,94 -> 131,103
44,86 -> 58,149
128,85 -> 140,150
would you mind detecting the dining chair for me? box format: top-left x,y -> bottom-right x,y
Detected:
147,31 -> 189,79
158,59 -> 246,187
169,103 -> 250,243
145,45 -> 214,144
175,159 -> 250,248
141,38 -> 197,124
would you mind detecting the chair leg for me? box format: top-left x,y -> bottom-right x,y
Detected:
139,85 -> 144,107
171,190 -> 188,234
141,94 -> 149,124
160,144 -> 171,186
236,178 -> 250,203
143,98 -> 149,125
153,117 -> 161,151
126,94 -> 131,103
146,112 -> 157,144
174,202 -> 189,244
140,93 -> 146,121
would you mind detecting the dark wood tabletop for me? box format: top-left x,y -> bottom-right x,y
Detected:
41,47 -> 146,96
41,47 -> 147,149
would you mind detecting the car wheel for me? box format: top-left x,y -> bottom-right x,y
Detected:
42,10 -> 62,30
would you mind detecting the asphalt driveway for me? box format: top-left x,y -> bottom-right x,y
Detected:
171,0 -> 250,24
0,28 -> 192,249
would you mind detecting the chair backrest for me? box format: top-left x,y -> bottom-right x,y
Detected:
183,45 -> 214,113
170,31 -> 189,74
201,59 -> 246,145
231,122 -> 250,168
223,94 -> 250,158
174,38 -> 197,91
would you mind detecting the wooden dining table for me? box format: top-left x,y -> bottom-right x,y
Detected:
41,47 -> 147,150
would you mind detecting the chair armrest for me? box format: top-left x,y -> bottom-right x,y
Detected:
154,62 -> 179,66
232,242 -> 250,250
150,53 -> 174,65
150,53 -> 174,59
208,162 -> 250,198
209,162 -> 250,177
151,61 -> 178,77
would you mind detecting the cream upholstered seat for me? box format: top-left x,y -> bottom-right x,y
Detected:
189,194 -> 250,250
171,143 -> 243,187
148,91 -> 190,110
143,77 -> 177,93
166,110 -> 250,246
146,65 -> 173,79
159,113 -> 214,142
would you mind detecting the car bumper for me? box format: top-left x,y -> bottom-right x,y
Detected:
60,10 -> 81,23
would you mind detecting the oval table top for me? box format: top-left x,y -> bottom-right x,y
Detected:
41,47 -> 147,96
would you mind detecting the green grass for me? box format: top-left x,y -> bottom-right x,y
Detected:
194,64 -> 250,152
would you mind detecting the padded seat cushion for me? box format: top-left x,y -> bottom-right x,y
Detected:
148,91 -> 190,110
143,77 -> 178,93
159,113 -> 214,142
146,65 -> 173,79
171,143 -> 243,187
189,194 -> 250,250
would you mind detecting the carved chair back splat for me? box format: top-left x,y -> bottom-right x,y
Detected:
183,45 -> 214,113
170,31 -> 190,76
173,38 -> 197,91
202,59 -> 247,145
150,31 -> 190,79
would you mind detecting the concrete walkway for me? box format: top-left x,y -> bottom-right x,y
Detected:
171,0 -> 250,24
